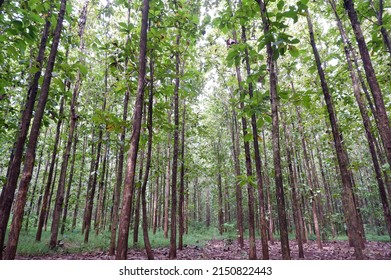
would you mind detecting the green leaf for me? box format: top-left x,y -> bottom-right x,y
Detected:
288,45 -> 299,58
290,38 -> 300,44
77,64 -> 88,76
277,0 -> 285,10
244,133 -> 253,142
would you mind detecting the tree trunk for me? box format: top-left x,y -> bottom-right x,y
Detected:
283,120 -> 304,258
241,23 -> 269,260
164,135 -> 171,238
115,0 -> 149,260
133,150 -> 144,245
169,32 -> 181,260
344,0 -> 391,171
230,25 -> 257,260
262,130 -> 274,244
24,129 -> 48,231
4,0 -> 67,259
140,60 -> 155,259
152,146 -> 160,235
295,105 -> 322,249
60,128 -> 78,235
178,100 -> 186,249
375,0 -> 391,56
217,141 -> 224,236
83,95 -> 105,243
50,69 -> 82,248
109,0 -> 132,254
229,108 -> 244,247
256,0 -> 290,260
0,5 -> 52,257
306,9 -> 364,259
95,136 -> 109,235
72,135 -> 87,230
329,0 -> 391,239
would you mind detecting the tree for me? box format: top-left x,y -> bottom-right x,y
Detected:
116,0 -> 149,260
4,0 -> 67,260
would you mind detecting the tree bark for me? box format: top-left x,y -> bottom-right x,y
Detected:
4,0 -> 67,259
115,0 -> 149,260
140,59 -> 155,259
24,129 -> 48,231
60,127 -> 78,235
306,9 -> 364,259
256,0 -> 290,259
343,0 -> 391,170
72,135 -> 87,230
50,68 -> 82,248
169,32 -> 181,260
0,5 -> 52,257
178,100 -> 186,249
330,0 -> 391,239
241,23 -> 269,260
283,120 -> 304,258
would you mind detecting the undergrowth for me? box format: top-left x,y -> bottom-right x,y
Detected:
11,226 -> 390,256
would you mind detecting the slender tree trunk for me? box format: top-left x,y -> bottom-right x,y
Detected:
95,136 -> 109,235
152,146 -> 160,235
133,150 -> 144,244
109,0 -> 132,254
206,189 -> 211,227
241,23 -> 269,260
34,142 -> 51,228
36,108 -> 65,241
329,0 -> 391,239
343,0 -> 391,170
295,106 -> 322,249
25,129 -> 48,231
109,85 -> 130,253
230,26 -> 257,260
84,110 -> 104,243
0,5 -> 52,257
164,131 -> 171,238
262,130 -> 274,244
140,60 -> 155,259
60,128 -> 78,235
178,100 -> 186,249
4,0 -> 67,259
229,108 -> 244,247
115,0 -> 149,260
283,120 -> 304,258
256,0 -> 290,259
375,0 -> 391,56
307,9 -> 364,259
50,69 -> 82,248
72,135 -> 87,230
216,140 -> 224,236
169,32 -> 181,260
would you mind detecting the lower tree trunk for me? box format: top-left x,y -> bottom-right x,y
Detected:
72,135 -> 87,230
4,0 -> 67,259
169,33 -> 181,260
0,8 -> 52,257
283,120 -> 304,258
36,102 -> 65,242
307,9 -> 364,259
257,0 -> 290,260
60,128 -> 78,234
178,99 -> 186,250
115,0 -> 149,260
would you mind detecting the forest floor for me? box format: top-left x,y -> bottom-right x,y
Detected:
16,239 -> 391,260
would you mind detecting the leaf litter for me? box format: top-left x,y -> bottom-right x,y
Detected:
16,239 -> 391,260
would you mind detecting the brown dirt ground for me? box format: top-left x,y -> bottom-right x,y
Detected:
16,239 -> 391,260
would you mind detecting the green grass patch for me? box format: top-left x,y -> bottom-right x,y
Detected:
12,226 -> 236,256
